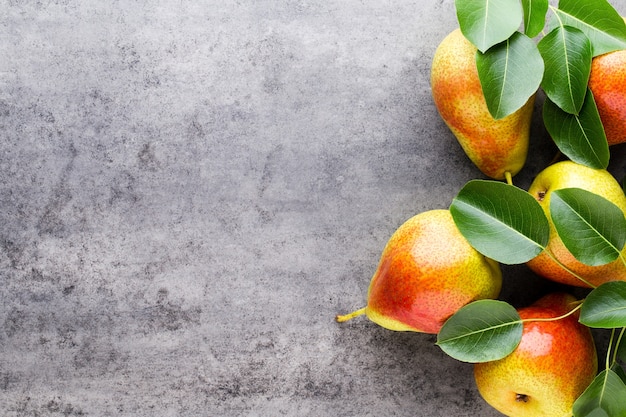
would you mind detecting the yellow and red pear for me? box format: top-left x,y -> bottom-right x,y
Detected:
588,18 -> 626,145
336,209 -> 502,334
526,160 -> 626,287
430,28 -> 534,180
589,49 -> 626,145
474,293 -> 597,417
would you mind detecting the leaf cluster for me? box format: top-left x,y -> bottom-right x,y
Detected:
457,0 -> 626,169
440,173 -> 626,416
438,0 -> 626,414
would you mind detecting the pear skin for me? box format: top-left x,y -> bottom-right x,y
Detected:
430,29 -> 534,180
589,48 -> 626,145
337,209 -> 502,334
474,293 -> 597,417
526,161 -> 626,287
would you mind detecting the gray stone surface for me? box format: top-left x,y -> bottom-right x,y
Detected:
2,1 -> 625,416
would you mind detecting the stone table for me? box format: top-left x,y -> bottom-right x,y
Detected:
2,1 -> 625,416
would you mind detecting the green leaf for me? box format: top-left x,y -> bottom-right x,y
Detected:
450,180 -> 550,265
552,0 -> 626,56
573,369 -> 626,417
455,0 -> 523,53
580,282 -> 626,328
542,90 -> 609,170
521,0 -> 549,37
436,300 -> 522,363
550,188 -> 626,266
538,25 -> 592,115
476,31 -> 544,119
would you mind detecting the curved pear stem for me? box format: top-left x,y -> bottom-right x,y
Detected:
336,307 -> 366,323
548,150 -> 563,166
504,171 -> 513,186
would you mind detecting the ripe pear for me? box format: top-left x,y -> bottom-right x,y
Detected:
474,293 -> 598,417
589,48 -> 626,145
588,17 -> 626,146
336,209 -> 502,334
430,28 -> 534,180
526,160 -> 626,287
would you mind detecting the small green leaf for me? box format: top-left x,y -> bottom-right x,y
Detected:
580,282 -> 626,328
552,0 -> 626,56
542,90 -> 609,170
476,31 -> 544,119
538,25 -> 592,115
450,180 -> 550,265
455,0 -> 523,53
521,0 -> 549,37
436,300 -> 522,363
573,369 -> 626,417
550,188 -> 626,266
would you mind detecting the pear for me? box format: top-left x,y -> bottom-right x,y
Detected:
589,48 -> 626,145
336,209 -> 502,334
430,28 -> 534,181
526,160 -> 626,287
474,293 -> 598,417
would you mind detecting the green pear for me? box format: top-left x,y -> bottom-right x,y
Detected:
474,293 -> 597,417
430,28 -> 534,181
336,209 -> 502,334
526,160 -> 626,287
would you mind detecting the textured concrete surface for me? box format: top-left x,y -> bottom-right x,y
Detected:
2,1 -> 626,416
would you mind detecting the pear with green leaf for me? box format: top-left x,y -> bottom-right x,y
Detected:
589,48 -> 626,146
526,160 -> 626,287
430,28 -> 534,181
474,293 -> 597,417
336,209 -> 502,334
588,17 -> 626,146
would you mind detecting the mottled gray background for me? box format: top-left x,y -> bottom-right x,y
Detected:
2,1 -> 626,416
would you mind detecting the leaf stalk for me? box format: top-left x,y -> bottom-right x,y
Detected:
544,248 -> 597,288
521,302 -> 583,325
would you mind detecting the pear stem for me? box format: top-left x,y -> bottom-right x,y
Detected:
504,171 -> 513,186
548,150 -> 563,166
336,307 -> 366,323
